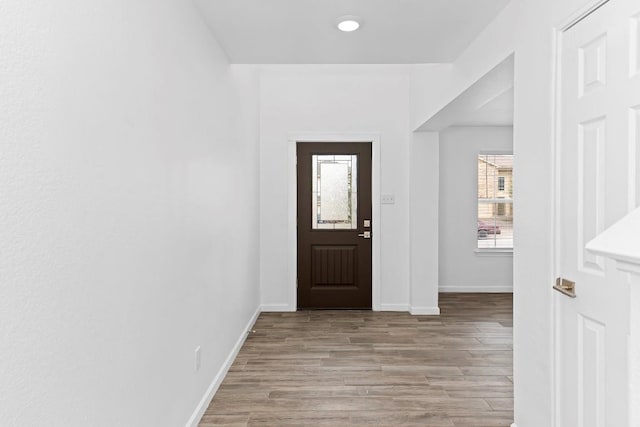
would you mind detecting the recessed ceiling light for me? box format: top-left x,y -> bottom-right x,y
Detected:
336,16 -> 361,32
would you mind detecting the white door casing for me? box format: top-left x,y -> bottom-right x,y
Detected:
555,1 -> 640,426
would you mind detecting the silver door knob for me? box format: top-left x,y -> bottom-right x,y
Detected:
358,231 -> 371,239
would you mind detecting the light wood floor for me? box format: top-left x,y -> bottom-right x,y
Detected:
199,293 -> 513,427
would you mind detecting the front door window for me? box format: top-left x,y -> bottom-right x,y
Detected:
311,154 -> 358,230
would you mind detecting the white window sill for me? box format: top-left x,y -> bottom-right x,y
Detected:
475,248 -> 513,256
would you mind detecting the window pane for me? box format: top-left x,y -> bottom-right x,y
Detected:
312,154 -> 357,230
478,154 -> 513,199
478,154 -> 513,249
478,203 -> 513,248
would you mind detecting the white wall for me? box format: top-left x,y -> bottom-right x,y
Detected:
410,64 -> 457,130
258,65 -> 423,311
511,3 -> 555,426
0,1 -> 260,426
410,132 -> 441,314
439,126 -> 513,292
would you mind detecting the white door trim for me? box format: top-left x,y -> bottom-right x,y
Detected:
287,132 -> 382,311
551,2 -> 611,426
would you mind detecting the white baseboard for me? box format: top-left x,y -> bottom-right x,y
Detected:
511,423 -> 517,427
410,306 -> 441,315
379,303 -> 409,312
185,305 -> 261,427
439,285 -> 513,293
261,303 -> 294,312
379,304 -> 441,315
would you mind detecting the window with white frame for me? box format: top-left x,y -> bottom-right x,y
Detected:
477,153 -> 513,249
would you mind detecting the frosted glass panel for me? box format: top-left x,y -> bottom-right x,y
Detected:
312,155 -> 357,230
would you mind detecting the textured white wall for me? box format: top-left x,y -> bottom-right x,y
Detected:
439,126 -> 513,292
258,65 -> 413,311
0,1 -> 260,426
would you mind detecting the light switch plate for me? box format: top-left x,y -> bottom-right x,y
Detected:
381,194 -> 395,204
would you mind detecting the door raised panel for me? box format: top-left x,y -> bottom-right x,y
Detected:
578,117 -> 606,273
578,315 -> 606,427
311,245 -> 357,287
579,34 -> 607,97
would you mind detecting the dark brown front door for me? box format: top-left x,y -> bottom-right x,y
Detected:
297,142 -> 372,309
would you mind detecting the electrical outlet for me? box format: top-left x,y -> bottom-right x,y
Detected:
194,346 -> 201,372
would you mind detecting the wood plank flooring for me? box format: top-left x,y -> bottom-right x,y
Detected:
199,293 -> 513,427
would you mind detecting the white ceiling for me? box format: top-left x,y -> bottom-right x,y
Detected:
196,0 -> 511,64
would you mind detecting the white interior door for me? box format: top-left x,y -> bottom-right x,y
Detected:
556,0 -> 640,426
